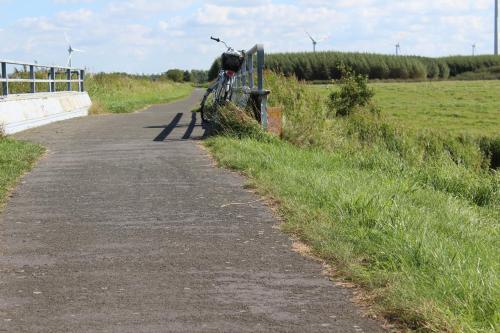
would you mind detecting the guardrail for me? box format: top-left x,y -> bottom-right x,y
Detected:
232,44 -> 270,128
0,60 -> 85,96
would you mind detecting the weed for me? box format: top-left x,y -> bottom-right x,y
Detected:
328,66 -> 377,117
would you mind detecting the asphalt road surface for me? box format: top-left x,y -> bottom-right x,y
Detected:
0,90 -> 385,332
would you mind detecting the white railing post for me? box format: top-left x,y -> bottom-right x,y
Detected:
30,65 -> 36,93
1,62 -> 8,96
67,69 -> 72,91
50,67 -> 56,92
80,69 -> 85,92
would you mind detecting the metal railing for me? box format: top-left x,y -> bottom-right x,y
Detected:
0,59 -> 85,96
232,44 -> 270,128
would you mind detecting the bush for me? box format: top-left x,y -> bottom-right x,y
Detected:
190,70 -> 209,84
165,69 -> 184,82
265,71 -> 331,147
329,66 -> 375,117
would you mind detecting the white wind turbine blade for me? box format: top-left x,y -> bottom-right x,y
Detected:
72,48 -> 85,53
64,32 -> 71,46
317,34 -> 330,43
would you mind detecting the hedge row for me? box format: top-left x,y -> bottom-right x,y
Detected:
208,52 -> 500,81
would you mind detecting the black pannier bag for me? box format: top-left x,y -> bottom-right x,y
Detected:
222,52 -> 244,72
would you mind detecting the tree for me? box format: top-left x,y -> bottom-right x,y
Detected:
208,59 -> 221,81
183,70 -> 191,82
190,70 -> 208,84
165,69 -> 184,82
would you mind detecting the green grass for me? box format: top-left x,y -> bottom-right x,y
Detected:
206,137 -> 499,332
85,73 -> 193,114
204,73 -> 500,332
314,80 -> 500,137
0,137 -> 45,208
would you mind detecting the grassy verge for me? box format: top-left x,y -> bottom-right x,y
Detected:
0,137 -> 45,208
204,73 -> 499,332
85,73 -> 194,114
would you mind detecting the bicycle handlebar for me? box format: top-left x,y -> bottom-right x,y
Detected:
210,36 -> 233,52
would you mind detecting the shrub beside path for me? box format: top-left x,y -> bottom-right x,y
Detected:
0,90 -> 384,332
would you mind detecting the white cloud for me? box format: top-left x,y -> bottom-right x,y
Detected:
0,0 -> 497,72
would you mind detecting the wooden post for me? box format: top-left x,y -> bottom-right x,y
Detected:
266,107 -> 282,137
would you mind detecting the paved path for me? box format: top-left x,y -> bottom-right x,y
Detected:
0,91 -> 384,332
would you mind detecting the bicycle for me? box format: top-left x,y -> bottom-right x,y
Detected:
200,37 -> 245,123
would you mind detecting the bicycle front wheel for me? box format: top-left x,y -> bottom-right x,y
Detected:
201,80 -> 226,122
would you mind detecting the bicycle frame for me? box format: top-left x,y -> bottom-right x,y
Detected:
200,37 -> 245,122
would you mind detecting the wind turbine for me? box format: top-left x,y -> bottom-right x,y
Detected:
472,43 -> 476,56
65,33 -> 84,67
306,31 -> 318,52
306,31 -> 329,52
395,42 -> 401,56
495,0 -> 498,55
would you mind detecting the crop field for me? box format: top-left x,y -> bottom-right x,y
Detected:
314,80 -> 500,137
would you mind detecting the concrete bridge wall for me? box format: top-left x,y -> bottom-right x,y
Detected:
0,92 -> 91,134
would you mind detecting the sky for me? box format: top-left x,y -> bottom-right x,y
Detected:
0,0 -> 497,73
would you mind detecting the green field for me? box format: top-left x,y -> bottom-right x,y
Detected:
315,80 -> 500,137
206,73 -> 500,332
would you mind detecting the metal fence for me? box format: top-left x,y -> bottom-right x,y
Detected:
232,44 -> 270,128
0,60 -> 85,96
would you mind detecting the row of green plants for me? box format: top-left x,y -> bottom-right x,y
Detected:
206,70 -> 499,332
208,52 -> 500,81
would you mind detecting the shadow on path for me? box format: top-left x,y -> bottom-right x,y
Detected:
146,112 -> 209,141
146,113 -> 183,142
182,112 -> 197,140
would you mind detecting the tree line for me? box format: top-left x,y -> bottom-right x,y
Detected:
159,69 -> 208,84
208,52 -> 500,81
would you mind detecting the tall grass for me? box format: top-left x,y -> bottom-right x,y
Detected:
205,72 -> 499,332
85,73 -> 193,114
